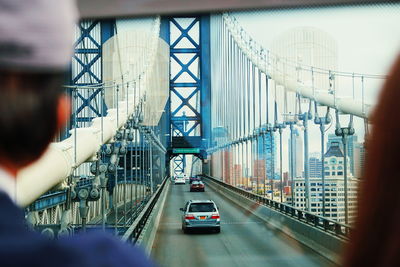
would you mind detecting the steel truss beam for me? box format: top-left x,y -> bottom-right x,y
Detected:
70,20 -> 115,129
161,16 -> 211,175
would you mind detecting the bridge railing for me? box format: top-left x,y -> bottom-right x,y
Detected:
204,175 -> 351,240
121,175 -> 169,243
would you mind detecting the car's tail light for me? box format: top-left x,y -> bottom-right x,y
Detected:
199,184 -> 204,188
211,214 -> 220,219
185,214 -> 196,220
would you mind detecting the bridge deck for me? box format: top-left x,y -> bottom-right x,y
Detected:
151,180 -> 335,267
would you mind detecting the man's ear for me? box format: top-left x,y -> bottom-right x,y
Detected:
57,95 -> 71,131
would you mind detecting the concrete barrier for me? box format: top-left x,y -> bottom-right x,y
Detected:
206,179 -> 346,265
135,180 -> 171,254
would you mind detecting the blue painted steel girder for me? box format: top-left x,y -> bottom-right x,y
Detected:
160,16 -> 211,176
166,17 -> 203,137
173,154 -> 186,175
69,19 -> 115,130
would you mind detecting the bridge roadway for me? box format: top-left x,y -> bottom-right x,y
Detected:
151,180 -> 335,267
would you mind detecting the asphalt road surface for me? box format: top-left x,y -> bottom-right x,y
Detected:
151,181 -> 335,267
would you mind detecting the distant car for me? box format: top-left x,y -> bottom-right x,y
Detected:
190,181 -> 205,192
180,200 -> 220,233
174,175 -> 186,185
189,177 -> 201,184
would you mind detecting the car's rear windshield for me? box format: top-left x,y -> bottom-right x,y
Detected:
188,203 -> 216,212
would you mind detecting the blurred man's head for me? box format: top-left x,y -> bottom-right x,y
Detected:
0,0 -> 77,171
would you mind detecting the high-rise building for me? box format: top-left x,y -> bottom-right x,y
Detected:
327,134 -> 357,176
309,157 -> 322,178
256,130 -> 277,180
289,128 -> 303,178
283,171 -> 289,186
293,141 -> 358,224
252,159 -> 266,185
233,164 -> 243,185
309,152 -> 321,159
221,150 -> 232,185
354,142 -> 366,178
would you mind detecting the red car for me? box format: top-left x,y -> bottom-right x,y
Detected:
190,181 -> 205,192
189,177 -> 201,184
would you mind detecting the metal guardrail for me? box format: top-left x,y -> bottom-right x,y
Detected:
121,176 -> 169,243
29,177 -> 147,211
204,175 -> 352,239
28,190 -> 67,211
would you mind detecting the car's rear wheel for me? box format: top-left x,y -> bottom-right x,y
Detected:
215,227 -> 220,233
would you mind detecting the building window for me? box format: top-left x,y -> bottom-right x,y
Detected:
332,172 -> 336,175
325,172 -> 330,176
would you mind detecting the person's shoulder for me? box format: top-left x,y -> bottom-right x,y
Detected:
59,231 -> 156,267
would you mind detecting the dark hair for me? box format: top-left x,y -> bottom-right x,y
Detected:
0,71 -> 65,166
344,55 -> 400,266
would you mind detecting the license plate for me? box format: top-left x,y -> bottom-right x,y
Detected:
200,216 -> 206,220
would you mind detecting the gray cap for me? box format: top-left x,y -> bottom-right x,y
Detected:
0,0 -> 78,71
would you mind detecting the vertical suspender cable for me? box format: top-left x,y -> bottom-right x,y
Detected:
343,129 -> 349,225
265,72 -> 270,199
250,62 -> 258,194
100,87 -> 107,231
246,57 -> 251,190
221,20 -> 226,182
242,48 -> 245,183
303,98 -> 310,212
114,85 -> 119,235
228,32 -> 232,184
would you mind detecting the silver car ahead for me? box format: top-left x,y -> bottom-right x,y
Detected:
180,200 -> 220,233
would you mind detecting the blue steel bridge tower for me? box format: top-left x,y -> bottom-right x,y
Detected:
160,16 -> 211,177
69,20 -> 115,131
